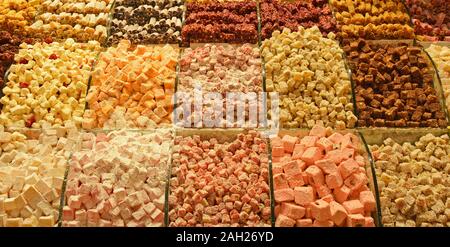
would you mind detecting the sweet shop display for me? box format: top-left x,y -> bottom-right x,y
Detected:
0,126 -> 79,227
262,27 -> 357,129
168,130 -> 271,226
83,40 -> 177,130
62,129 -> 172,227
272,125 -> 377,227
108,0 -> 184,45
367,131 -> 450,227
405,0 -> 450,41
182,1 -> 258,44
0,0 -> 41,36
344,39 -> 447,128
28,0 -> 113,43
330,0 -> 414,40
426,44 -> 450,117
0,31 -> 22,87
0,39 -> 102,129
1,0 -> 450,229
260,0 -> 337,40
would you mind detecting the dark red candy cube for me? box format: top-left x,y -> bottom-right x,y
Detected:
19,82 -> 30,88
26,115 -> 36,128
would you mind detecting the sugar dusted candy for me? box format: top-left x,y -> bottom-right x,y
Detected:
169,130 -> 271,227
63,129 -> 173,227
0,39 -> 101,128
272,125 -> 377,227
83,40 -> 177,129
0,126 -> 79,227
